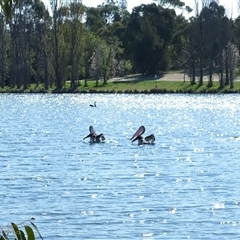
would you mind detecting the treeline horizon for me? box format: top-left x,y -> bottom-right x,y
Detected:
0,0 -> 240,90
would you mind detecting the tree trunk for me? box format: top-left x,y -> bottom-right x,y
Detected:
191,61 -> 196,85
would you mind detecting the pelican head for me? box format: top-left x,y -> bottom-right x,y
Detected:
144,134 -> 155,144
95,133 -> 105,143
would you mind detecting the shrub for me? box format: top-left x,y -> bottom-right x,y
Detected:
133,89 -> 139,93
89,89 -> 98,93
0,219 -> 43,240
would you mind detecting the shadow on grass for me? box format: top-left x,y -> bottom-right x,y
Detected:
112,74 -> 161,84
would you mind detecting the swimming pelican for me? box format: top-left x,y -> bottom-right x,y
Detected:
83,126 -> 105,143
89,101 -> 96,107
130,125 -> 155,145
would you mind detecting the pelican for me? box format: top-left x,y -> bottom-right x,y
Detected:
130,125 -> 155,145
89,101 -> 96,107
83,126 -> 105,143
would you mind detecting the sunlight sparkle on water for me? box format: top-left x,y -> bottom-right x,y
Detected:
1,94 -> 240,239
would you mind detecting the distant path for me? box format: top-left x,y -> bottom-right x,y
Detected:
109,72 -> 240,82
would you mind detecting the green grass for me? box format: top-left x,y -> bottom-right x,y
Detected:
71,79 -> 240,94
1,79 -> 240,93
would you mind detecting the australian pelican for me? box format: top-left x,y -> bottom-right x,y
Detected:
83,126 -> 105,143
131,125 -> 155,145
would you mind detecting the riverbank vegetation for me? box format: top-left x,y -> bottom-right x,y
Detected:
0,0 -> 240,93
1,77 -> 240,94
0,219 -> 43,240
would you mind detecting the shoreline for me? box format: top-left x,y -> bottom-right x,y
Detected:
1,72 -> 240,94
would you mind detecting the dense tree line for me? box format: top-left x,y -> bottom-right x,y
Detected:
0,0 -> 240,90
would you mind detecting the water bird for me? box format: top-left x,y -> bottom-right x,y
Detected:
130,125 -> 155,145
89,101 -> 96,107
83,126 -> 105,143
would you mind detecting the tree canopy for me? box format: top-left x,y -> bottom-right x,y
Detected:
0,0 -> 239,90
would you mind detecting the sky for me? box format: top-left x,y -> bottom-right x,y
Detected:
80,0 -> 239,19
43,0 -> 239,19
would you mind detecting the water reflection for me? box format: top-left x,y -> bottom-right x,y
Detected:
0,94 -> 240,239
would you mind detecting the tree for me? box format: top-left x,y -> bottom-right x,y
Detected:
27,0 -> 50,89
85,4 -> 120,33
9,0 -> 31,88
82,31 -> 101,86
126,3 -> 176,75
170,15 -> 199,84
0,0 -> 19,20
118,0 -> 127,17
0,12 -> 9,88
51,0 -> 69,89
199,1 -> 226,87
155,0 -> 184,7
66,0 -> 84,89
154,0 -> 192,13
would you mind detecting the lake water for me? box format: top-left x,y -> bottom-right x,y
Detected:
1,93 -> 240,239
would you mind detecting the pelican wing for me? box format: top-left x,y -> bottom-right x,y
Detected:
130,125 -> 145,141
83,133 -> 91,140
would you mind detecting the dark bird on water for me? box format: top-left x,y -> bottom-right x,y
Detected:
83,126 -> 105,143
131,125 -> 155,145
90,101 -> 96,107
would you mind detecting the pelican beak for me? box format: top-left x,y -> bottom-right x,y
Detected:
130,125 -> 145,141
132,135 -> 141,142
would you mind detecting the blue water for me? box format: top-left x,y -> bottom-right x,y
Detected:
1,93 -> 240,239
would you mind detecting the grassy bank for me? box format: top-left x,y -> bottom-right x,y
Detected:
1,79 -> 240,94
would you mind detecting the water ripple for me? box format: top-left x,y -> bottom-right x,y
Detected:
1,94 -> 240,239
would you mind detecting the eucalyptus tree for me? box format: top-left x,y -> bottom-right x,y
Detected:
50,0 -> 67,89
100,36 -> 122,84
8,0 -> 38,88
199,1 -> 226,87
65,0 -> 84,89
154,0 -> 192,13
171,15 -> 199,84
42,24 -> 53,89
187,18 -> 200,84
234,17 -> 240,61
226,17 -> 240,88
98,2 -> 130,79
22,5 -> 34,89
0,12 -> 9,88
154,0 -> 184,7
82,31 -> 100,86
171,14 -> 206,85
0,0 -> 18,20
31,0 -> 52,89
125,3 -> 176,75
107,21 -> 129,76
85,4 -> 120,33
216,16 -> 233,87
0,0 -> 52,89
84,32 -> 122,85
85,4 -> 126,83
170,15 -> 189,68
188,0 -> 204,85
97,19 -> 126,82
85,7 -> 106,33
117,0 -> 127,17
